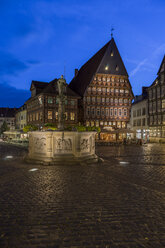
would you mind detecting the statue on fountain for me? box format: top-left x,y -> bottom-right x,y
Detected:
57,75 -> 67,131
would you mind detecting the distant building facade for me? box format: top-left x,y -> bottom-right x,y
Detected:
148,56 -> 165,142
15,105 -> 27,130
130,87 -> 149,141
25,79 -> 80,128
0,108 -> 16,130
69,38 -> 134,131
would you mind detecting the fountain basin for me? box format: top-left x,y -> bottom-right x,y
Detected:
26,131 -> 98,165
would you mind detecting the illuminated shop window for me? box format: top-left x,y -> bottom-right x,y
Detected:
86,121 -> 90,126
48,111 -> 52,120
91,121 -> 94,127
96,120 -> 99,127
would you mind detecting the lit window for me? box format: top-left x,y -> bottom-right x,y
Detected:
48,97 -> 53,104
38,96 -> 42,105
105,66 -> 109,71
56,99 -> 59,104
55,112 -> 58,120
65,100 -> 68,105
65,112 -> 68,120
70,112 -> 75,121
116,65 -> 119,71
111,51 -> 113,56
48,111 -> 52,120
106,108 -> 109,116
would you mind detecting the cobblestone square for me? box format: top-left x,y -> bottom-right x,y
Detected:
0,142 -> 165,248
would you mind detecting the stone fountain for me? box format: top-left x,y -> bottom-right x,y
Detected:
26,76 -> 98,165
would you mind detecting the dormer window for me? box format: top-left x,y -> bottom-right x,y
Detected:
105,66 -> 109,70
116,65 -> 119,71
111,51 -> 114,56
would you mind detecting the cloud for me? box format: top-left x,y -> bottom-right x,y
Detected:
0,82 -> 30,107
0,51 -> 29,77
130,59 -> 148,77
130,43 -> 165,77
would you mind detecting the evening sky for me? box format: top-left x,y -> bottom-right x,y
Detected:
0,0 -> 165,107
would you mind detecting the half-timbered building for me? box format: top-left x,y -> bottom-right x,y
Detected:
148,55 -> 165,141
69,38 -> 134,132
26,78 -> 80,128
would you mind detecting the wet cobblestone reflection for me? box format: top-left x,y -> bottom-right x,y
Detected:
0,142 -> 165,247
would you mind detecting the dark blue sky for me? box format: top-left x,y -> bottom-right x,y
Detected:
0,0 -> 165,107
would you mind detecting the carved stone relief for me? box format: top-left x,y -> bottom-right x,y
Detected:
56,138 -> 72,151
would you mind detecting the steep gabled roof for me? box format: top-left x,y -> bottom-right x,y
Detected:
30,80 -> 48,91
157,55 -> 165,74
69,38 -> 128,96
42,78 -> 80,98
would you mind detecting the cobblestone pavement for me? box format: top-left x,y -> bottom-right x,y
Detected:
0,142 -> 165,248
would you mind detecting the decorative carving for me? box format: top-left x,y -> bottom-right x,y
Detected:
56,138 -> 72,151
80,138 -> 89,151
33,137 -> 46,151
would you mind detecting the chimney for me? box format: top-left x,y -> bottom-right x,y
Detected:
75,68 -> 78,77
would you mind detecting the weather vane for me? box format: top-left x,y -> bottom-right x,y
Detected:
111,27 -> 114,38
